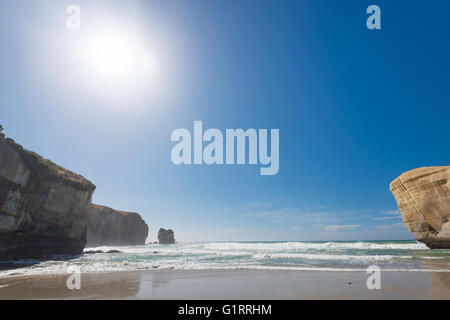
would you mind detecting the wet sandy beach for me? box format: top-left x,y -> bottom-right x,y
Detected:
0,269 -> 449,300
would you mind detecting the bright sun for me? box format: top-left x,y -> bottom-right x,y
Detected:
79,29 -> 158,81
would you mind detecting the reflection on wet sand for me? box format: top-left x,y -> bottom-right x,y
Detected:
0,272 -> 142,299
420,258 -> 450,298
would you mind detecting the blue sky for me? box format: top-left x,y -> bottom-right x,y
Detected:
1,0 -> 449,241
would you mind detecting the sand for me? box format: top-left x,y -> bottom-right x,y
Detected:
0,269 -> 449,299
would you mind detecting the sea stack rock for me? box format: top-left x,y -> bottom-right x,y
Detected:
390,166 -> 450,249
158,228 -> 175,244
86,204 -> 149,247
0,134 -> 95,260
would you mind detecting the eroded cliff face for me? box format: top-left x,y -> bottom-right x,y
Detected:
0,133 -> 150,260
0,134 -> 95,260
86,204 -> 148,247
390,166 -> 450,249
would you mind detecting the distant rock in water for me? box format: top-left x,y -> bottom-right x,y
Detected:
0,131 -> 149,261
87,204 -> 148,247
84,250 -> 104,254
83,249 -> 123,254
158,228 -> 175,244
390,166 -> 450,249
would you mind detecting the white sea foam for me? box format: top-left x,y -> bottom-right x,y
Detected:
204,241 -> 429,251
1,241 -> 448,278
2,262 -> 450,279
251,253 -> 412,261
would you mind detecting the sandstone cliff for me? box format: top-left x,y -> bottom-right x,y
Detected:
87,204 -> 148,247
0,134 -> 95,260
0,132 -> 149,260
390,166 -> 450,249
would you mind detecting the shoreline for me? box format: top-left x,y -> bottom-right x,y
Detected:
2,263 -> 450,280
1,269 -> 449,299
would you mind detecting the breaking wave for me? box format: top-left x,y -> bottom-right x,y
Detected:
1,241 -> 449,278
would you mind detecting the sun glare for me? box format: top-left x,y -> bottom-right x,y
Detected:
79,29 -> 158,82
65,24 -> 169,106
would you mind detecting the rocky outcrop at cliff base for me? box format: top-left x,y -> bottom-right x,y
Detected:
390,166 -> 450,249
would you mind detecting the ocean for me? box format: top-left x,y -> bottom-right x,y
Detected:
2,241 -> 450,277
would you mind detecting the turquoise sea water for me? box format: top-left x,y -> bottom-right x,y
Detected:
2,241 -> 450,277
